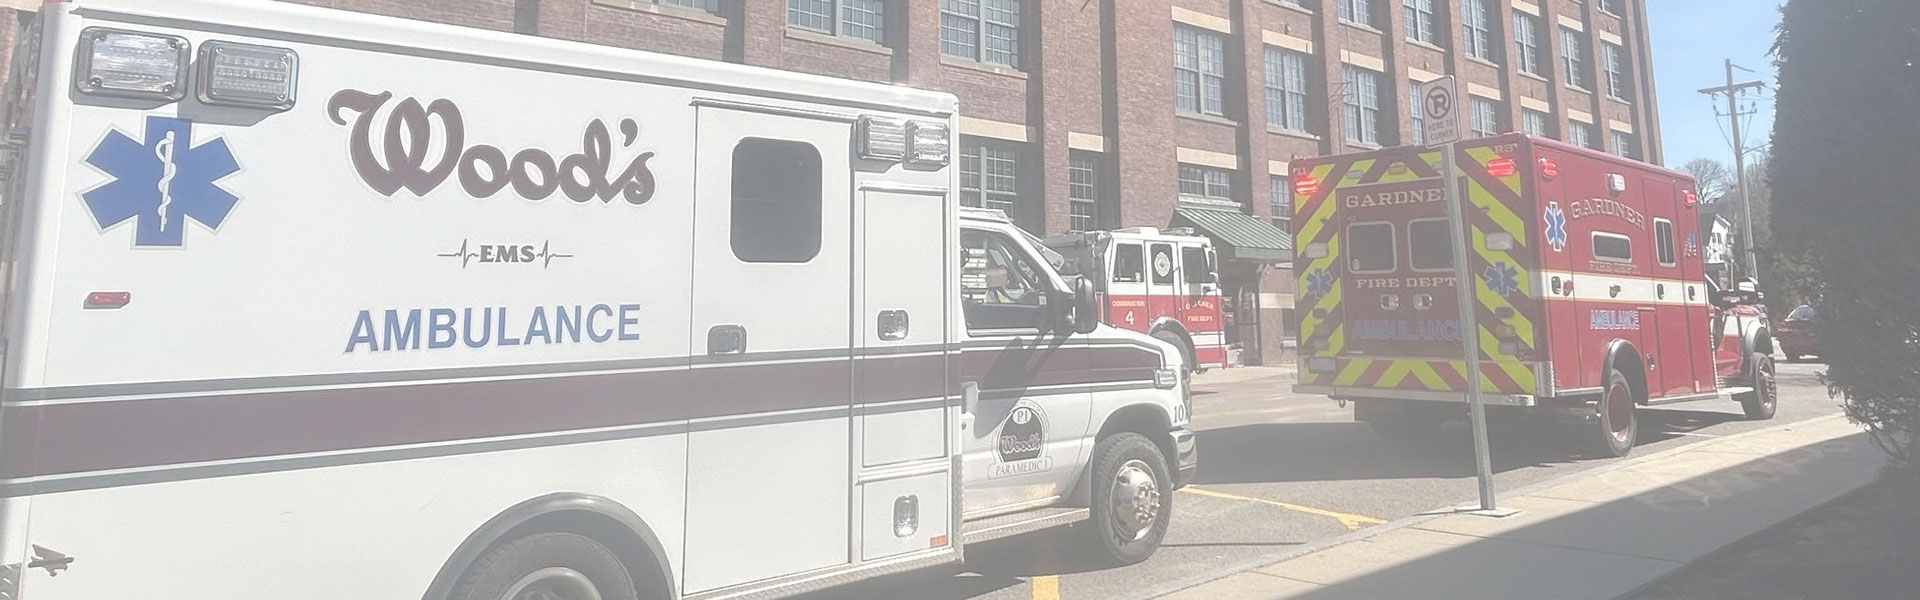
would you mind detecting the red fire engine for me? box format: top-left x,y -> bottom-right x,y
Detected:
1289,134 -> 1778,456
1045,228 -> 1229,372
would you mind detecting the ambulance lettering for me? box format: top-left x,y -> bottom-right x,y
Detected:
345,303 -> 641,352
990,402 -> 1054,478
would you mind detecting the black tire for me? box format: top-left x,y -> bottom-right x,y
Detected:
450,532 -> 640,600
1737,353 -> 1778,420
1591,368 -> 1639,458
1080,432 -> 1172,566
1152,330 -> 1193,373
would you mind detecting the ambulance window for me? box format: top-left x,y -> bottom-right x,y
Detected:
1593,232 -> 1633,262
1347,222 -> 1396,273
960,229 -> 1052,331
1654,218 -> 1677,266
731,138 -> 822,263
1150,244 -> 1177,285
1182,247 -> 1213,283
1407,219 -> 1454,272
1113,244 -> 1144,282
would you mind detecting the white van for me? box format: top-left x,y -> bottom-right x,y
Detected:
0,2 -> 1194,599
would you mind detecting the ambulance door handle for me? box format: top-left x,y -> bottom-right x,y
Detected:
1657,284 -> 1667,299
961,382 -> 980,416
707,324 -> 746,356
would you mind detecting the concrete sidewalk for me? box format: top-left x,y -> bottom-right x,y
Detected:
1192,364 -> 1297,386
1151,415 -> 1886,600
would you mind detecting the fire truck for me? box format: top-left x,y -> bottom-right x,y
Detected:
1044,228 -> 1229,372
1289,134 -> 1778,457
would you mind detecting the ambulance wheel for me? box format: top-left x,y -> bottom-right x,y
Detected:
1153,330 -> 1194,373
1591,368 -> 1639,458
451,532 -> 640,600
1737,353 -> 1778,420
1082,432 -> 1172,566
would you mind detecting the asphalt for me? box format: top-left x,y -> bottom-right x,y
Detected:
796,359 -> 1844,600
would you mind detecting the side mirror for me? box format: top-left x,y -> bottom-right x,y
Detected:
1072,276 -> 1100,334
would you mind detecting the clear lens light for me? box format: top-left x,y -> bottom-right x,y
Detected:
907,121 -> 950,166
200,41 -> 298,110
859,117 -> 907,161
80,29 -> 187,99
1485,232 -> 1515,251
1304,242 -> 1329,258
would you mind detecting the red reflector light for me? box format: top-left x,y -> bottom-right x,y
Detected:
1487,156 -> 1516,178
1683,189 -> 1699,207
1539,157 -> 1559,179
85,291 -> 131,309
1294,174 -> 1320,197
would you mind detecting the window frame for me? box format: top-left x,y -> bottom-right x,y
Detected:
1178,164 -> 1235,203
1562,28 -> 1588,89
1592,231 -> 1634,263
1462,0 -> 1494,61
1068,151 -> 1100,232
1409,82 -> 1426,145
1112,243 -> 1145,283
1339,0 -> 1376,28
651,0 -> 719,13
1513,11 -> 1541,75
1269,175 -> 1293,232
788,0 -> 887,44
1342,64 -> 1381,145
1181,246 -> 1213,284
958,137 -> 1021,216
1175,25 -> 1229,117
1469,96 -> 1500,138
1522,109 -> 1550,137
1603,42 -> 1629,100
1346,221 -> 1399,274
730,137 -> 824,264
1568,120 -> 1595,148
1653,218 -> 1677,267
941,0 -> 1023,68
960,227 -> 1056,333
1403,0 -> 1436,44
1406,218 -> 1455,272
1265,46 -> 1311,132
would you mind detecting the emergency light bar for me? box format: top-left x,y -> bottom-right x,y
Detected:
858,116 -> 951,168
74,28 -> 188,102
857,117 -> 908,161
198,41 -> 299,111
906,120 -> 950,167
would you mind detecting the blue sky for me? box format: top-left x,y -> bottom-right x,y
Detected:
1647,0 -> 1784,168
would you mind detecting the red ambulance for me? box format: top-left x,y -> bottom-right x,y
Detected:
1289,134 -> 1777,456
1044,228 -> 1229,372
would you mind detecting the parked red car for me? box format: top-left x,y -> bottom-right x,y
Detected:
1778,304 -> 1820,362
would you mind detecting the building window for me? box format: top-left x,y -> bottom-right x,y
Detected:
1599,0 -> 1621,14
1339,0 -> 1375,27
959,137 -> 1020,215
1568,120 -> 1595,148
1514,12 -> 1542,75
1178,164 -> 1234,203
1603,43 -> 1631,100
942,0 -> 1022,68
1265,47 -> 1310,132
1270,175 -> 1293,232
1409,83 -> 1425,145
1562,28 -> 1588,89
789,0 -> 885,44
1522,109 -> 1551,137
1403,0 -> 1436,44
1611,130 -> 1636,158
654,0 -> 719,12
1175,26 -> 1228,117
1462,0 -> 1494,61
1342,65 -> 1381,145
1069,152 -> 1101,232
1469,97 -> 1500,138
732,139 -> 823,263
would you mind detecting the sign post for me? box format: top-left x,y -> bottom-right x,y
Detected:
1421,77 -> 1500,513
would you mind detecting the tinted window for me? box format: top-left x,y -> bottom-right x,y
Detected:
1593,232 -> 1633,262
1348,222 -> 1396,273
1654,219 -> 1676,266
1113,244 -> 1144,282
1407,219 -> 1454,271
1789,306 -> 1817,321
1182,247 -> 1212,283
1150,244 -> 1177,285
960,230 -> 1051,331
731,138 -> 822,262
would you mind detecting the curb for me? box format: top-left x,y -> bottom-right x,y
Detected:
1125,413 -> 1857,600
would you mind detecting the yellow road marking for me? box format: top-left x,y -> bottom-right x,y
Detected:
1180,486 -> 1387,531
1031,575 -> 1060,600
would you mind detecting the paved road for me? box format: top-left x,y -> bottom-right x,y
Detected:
799,360 -> 1841,600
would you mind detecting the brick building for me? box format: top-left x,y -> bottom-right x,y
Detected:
0,0 -> 1663,365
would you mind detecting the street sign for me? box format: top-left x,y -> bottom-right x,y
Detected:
1420,76 -> 1460,145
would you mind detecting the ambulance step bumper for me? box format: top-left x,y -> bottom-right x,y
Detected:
961,507 -> 1089,545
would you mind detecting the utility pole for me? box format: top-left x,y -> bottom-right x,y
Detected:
1698,60 -> 1765,284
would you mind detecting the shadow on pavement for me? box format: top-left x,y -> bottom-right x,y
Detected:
1208,431 -> 1886,600
1193,408 -> 1751,486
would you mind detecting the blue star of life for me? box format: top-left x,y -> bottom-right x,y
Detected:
1306,269 -> 1335,298
82,116 -> 240,247
1484,262 -> 1521,297
1543,201 -> 1568,253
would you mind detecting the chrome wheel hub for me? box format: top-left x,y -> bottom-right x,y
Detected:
1110,459 -> 1161,542
501,567 -> 602,600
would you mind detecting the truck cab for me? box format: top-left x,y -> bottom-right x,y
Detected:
1042,228 -> 1227,373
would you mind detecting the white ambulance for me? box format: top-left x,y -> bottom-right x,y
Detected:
0,1 -> 1195,599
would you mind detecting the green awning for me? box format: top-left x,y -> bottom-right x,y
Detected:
1172,204 -> 1294,262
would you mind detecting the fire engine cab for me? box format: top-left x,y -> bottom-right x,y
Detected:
1289,134 -> 1778,457
1044,228 -> 1228,372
